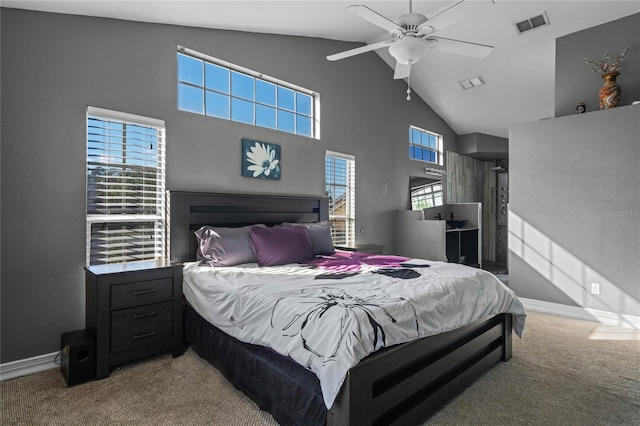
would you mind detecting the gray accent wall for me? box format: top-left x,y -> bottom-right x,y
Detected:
458,133 -> 508,159
555,13 -> 640,117
510,12 -> 640,321
0,9 -> 458,362
509,105 -> 639,319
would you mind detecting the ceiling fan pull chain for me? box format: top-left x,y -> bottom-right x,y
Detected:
407,62 -> 412,100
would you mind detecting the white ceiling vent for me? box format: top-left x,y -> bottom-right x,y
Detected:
459,76 -> 486,90
515,12 -> 550,34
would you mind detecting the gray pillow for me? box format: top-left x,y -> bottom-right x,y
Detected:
194,225 -> 264,266
281,221 -> 335,255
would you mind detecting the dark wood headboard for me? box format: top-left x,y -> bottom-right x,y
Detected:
169,191 -> 329,263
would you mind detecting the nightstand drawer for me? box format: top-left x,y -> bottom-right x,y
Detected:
111,322 -> 172,353
110,278 -> 173,309
111,301 -> 173,332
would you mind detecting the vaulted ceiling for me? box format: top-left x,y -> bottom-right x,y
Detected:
4,1 -> 639,138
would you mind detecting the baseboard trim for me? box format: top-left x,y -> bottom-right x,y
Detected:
0,351 -> 59,381
521,298 -> 640,329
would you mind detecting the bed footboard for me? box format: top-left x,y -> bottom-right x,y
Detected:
327,313 -> 513,426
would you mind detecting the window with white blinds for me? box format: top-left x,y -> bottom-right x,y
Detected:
86,107 -> 166,265
325,151 -> 355,246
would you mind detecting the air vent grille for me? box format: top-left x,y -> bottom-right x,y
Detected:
515,12 -> 550,34
459,76 -> 486,90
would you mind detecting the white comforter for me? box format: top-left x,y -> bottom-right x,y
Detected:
182,256 -> 526,408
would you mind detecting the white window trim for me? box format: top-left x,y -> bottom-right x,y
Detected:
87,106 -> 165,129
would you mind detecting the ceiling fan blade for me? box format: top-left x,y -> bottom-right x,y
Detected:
394,62 -> 411,80
430,36 -> 493,59
347,5 -> 403,33
327,40 -> 394,61
425,0 -> 495,32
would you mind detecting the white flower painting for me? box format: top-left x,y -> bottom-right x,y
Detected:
242,139 -> 281,180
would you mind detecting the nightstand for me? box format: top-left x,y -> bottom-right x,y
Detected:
85,260 -> 184,379
335,243 -> 385,254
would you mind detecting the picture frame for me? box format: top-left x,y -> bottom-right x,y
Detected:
241,138 -> 281,180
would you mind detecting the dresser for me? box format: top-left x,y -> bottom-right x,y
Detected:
85,260 -> 184,379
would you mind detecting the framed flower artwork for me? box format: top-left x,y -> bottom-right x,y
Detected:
241,139 -> 281,180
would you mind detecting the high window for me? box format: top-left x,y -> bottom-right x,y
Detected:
177,46 -> 319,139
86,107 -> 166,265
409,125 -> 443,165
411,182 -> 444,210
325,152 -> 355,245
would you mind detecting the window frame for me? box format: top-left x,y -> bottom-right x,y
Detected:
86,106 -> 167,266
177,46 -> 320,139
409,125 -> 443,165
325,151 -> 355,246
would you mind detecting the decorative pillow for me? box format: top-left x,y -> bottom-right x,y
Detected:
249,225 -> 315,266
281,221 -> 335,255
194,225 -> 264,266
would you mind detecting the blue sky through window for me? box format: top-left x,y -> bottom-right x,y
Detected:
177,50 -> 316,138
232,71 -> 254,101
257,80 -> 276,105
206,91 -> 229,119
206,63 -> 229,93
296,93 -> 312,116
409,126 -> 441,165
256,104 -> 277,129
178,54 -> 203,86
278,86 -> 295,111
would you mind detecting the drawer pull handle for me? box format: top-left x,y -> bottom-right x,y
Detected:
132,311 -> 157,320
132,331 -> 156,340
132,288 -> 157,296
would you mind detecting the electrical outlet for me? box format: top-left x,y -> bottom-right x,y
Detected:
590,283 -> 601,295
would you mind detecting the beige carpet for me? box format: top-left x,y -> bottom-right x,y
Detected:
2,311 -> 639,425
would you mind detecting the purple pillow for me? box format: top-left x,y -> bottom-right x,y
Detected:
195,225 -> 264,266
282,221 -> 335,255
249,225 -> 315,266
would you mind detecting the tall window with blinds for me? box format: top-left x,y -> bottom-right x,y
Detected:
86,107 -> 166,265
325,152 -> 355,246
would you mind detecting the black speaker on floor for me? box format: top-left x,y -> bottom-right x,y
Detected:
60,330 -> 96,386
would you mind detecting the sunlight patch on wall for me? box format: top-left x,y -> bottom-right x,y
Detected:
509,210 -> 640,330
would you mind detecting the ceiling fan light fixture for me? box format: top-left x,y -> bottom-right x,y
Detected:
389,36 -> 428,65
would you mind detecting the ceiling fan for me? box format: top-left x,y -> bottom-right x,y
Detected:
327,0 -> 495,99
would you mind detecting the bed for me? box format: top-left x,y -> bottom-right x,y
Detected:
169,191 -> 526,426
